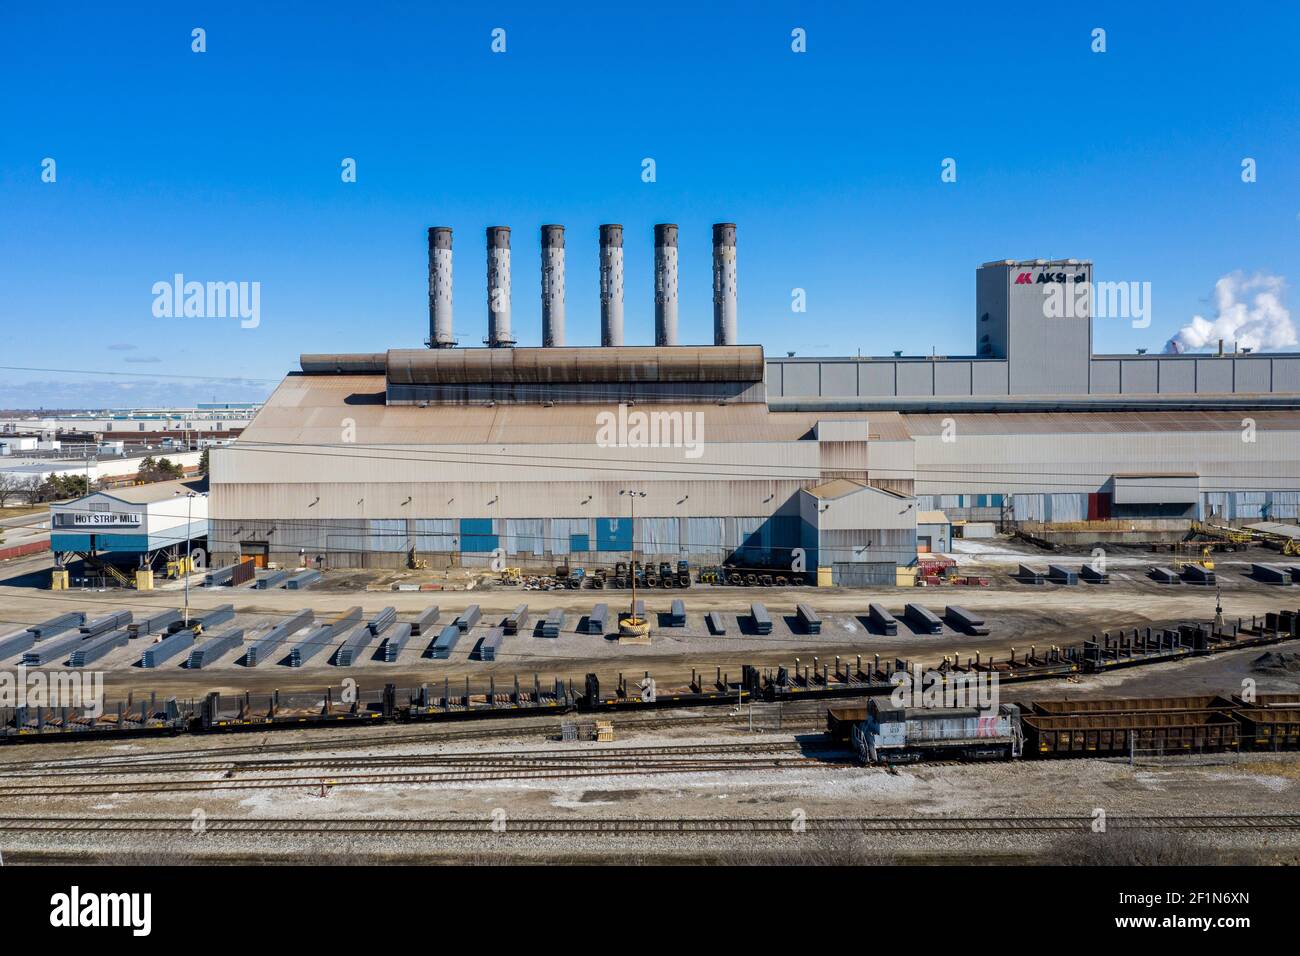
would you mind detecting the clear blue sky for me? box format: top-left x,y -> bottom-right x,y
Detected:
2,2 -> 1297,406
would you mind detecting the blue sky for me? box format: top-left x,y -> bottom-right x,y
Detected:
2,2 -> 1297,406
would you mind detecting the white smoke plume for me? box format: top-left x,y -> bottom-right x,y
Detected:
1164,271 -> 1295,354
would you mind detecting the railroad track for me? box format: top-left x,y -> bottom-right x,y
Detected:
0,708 -> 837,772
2,814 -> 1297,835
0,741 -> 843,795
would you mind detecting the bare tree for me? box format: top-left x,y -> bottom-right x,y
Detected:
0,472 -> 22,508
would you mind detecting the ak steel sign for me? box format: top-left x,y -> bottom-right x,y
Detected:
70,512 -> 143,527
1014,271 -> 1088,285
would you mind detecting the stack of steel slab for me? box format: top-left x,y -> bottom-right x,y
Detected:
243,609 -> 314,667
1252,563 -> 1292,585
69,629 -> 129,667
1047,565 -> 1078,585
174,604 -> 235,633
427,624 -> 461,660
1079,564 -> 1110,584
945,605 -> 989,635
140,629 -> 196,668
904,603 -> 944,634
129,609 -> 182,638
329,606 -> 364,629
286,569 -> 322,590
583,604 -> 609,635
1286,566 -> 1300,584
750,603 -> 772,635
410,606 -> 440,635
81,610 -> 133,638
187,629 -> 244,669
22,631 -> 86,666
0,629 -> 37,661
503,605 -> 530,635
706,611 -> 726,635
868,603 -> 898,635
27,612 -> 85,640
1182,564 -> 1216,585
668,599 -> 686,627
255,569 -> 291,589
796,603 -> 821,634
204,565 -> 236,587
287,626 -> 334,667
1017,565 -> 1045,585
540,608 -> 564,638
367,606 -> 397,636
478,627 -> 505,661
455,605 -> 482,632
380,622 -> 413,662
334,624 -> 376,666
1148,566 -> 1181,584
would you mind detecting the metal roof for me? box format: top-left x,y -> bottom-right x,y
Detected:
903,410 -> 1300,436
239,374 -> 914,445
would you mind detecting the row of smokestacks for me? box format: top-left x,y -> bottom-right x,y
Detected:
426,224 -> 738,349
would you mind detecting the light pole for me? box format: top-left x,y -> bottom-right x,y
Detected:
176,490 -> 197,626
619,489 -> 645,622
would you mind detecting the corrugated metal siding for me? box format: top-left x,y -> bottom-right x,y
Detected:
687,518 -> 724,558
369,518 -> 408,553
548,518 -> 589,556
640,518 -> 680,554
505,518 -> 544,555
414,518 -> 456,551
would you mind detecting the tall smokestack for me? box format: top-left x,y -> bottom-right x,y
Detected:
427,227 -> 454,348
712,223 -> 737,346
654,224 -> 679,346
541,225 -> 565,347
486,226 -> 514,348
599,224 -> 624,347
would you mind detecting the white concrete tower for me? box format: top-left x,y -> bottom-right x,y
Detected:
654,224 -> 679,346
486,226 -> 514,347
712,223 -> 737,346
541,225 -> 565,347
599,224 -> 624,347
427,227 -> 454,348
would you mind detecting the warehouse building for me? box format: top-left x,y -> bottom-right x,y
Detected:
208,226 -> 1300,578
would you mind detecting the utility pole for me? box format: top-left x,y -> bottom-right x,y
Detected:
620,489 -> 646,623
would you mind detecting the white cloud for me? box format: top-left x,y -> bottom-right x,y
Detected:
1164,272 -> 1295,354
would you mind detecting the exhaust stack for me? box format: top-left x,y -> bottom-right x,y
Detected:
599,224 -> 624,347
541,225 -> 565,347
486,226 -> 514,348
712,223 -> 737,346
654,224 -> 679,346
427,227 -> 454,348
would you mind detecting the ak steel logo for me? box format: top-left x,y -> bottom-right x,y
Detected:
1015,271 -> 1087,285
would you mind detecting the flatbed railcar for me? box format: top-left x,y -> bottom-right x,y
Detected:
5,609 -> 1299,745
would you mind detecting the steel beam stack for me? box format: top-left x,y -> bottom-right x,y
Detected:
0,629 -> 37,661
503,605 -> 530,635
255,569 -> 291,589
455,605 -> 482,632
944,606 -> 989,635
335,625 -> 376,666
427,624 -> 460,660
1149,566 -> 1181,584
69,629 -> 129,667
410,606 -> 440,635
287,626 -> 335,667
583,604 -> 609,635
1018,564 -> 1046,585
244,609 -> 314,667
706,611 -> 726,635
177,604 -> 235,632
22,631 -> 87,666
796,604 -> 821,635
1079,564 -> 1110,584
368,607 -> 397,636
286,569 -> 322,590
868,603 -> 898,635
904,603 -> 944,634
541,608 -> 564,638
187,629 -> 244,669
26,612 -> 85,640
478,627 -> 505,661
668,599 -> 686,627
130,610 -> 182,638
750,603 -> 772,635
140,629 -> 196,668
81,611 -> 132,638
380,622 -> 413,662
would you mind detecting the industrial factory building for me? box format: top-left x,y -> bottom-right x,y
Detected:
208,225 -> 1300,579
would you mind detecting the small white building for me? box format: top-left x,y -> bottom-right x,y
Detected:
49,479 -> 208,560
